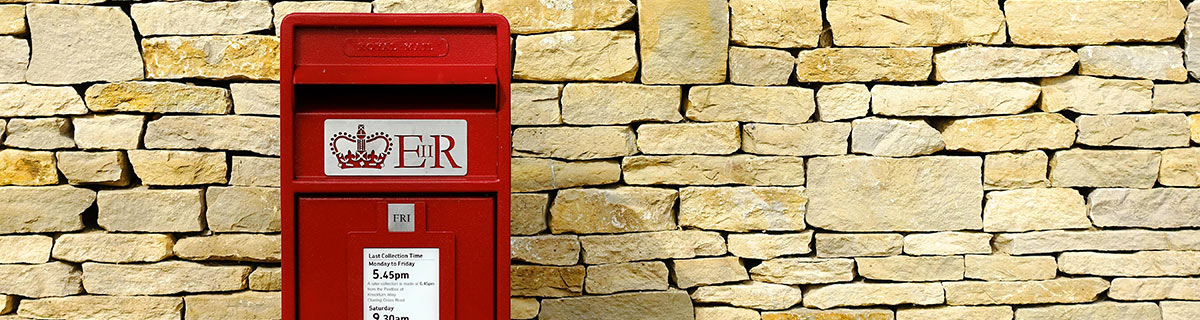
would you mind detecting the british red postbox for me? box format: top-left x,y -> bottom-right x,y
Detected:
279,13 -> 511,320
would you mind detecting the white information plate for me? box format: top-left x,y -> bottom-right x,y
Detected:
363,248 -> 439,320
325,119 -> 468,176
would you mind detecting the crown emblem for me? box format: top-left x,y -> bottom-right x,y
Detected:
330,124 -> 391,169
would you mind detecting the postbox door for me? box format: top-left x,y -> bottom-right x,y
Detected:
297,196 -> 495,319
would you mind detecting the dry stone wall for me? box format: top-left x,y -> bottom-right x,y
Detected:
0,0 -> 1199,319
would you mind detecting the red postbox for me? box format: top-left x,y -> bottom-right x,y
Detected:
280,13 -> 511,320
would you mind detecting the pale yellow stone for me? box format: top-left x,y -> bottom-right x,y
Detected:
372,0 -> 476,13
0,150 -> 57,186
0,36 -> 26,83
0,5 -> 23,35
538,291 -> 694,320
897,306 -> 1012,320
679,187 -> 806,232
560,83 -> 681,124
82,261 -> 249,295
0,235 -> 51,264
17,296 -> 181,320
686,85 -> 815,124
229,83 -> 279,115
828,0 -> 1004,46
1153,83 -> 1200,112
938,113 -> 1075,152
638,0 -> 728,84
0,295 -> 11,314
144,115 -> 280,155
872,82 -> 1040,116
696,307 -> 759,320
1110,277 -> 1200,300
512,158 -> 620,192
942,278 -> 1109,305
512,297 -> 539,319
994,230 -> 1170,255
273,1 -> 371,33
903,232 -> 991,256
1189,2 -> 1200,79
857,256 -> 964,282
142,35 -> 279,80
4,117 -> 73,150
763,308 -> 892,320
728,231 -> 813,260
1164,301 -> 1200,320
25,4 -> 143,84
729,47 -> 794,86
174,234 -> 280,262
1015,302 -> 1162,320
1078,113 -> 1191,148
1169,230 -> 1200,250
964,255 -> 1057,281
1192,114 -> 1200,144
549,187 -> 677,234
729,0 -> 821,48
97,188 -> 204,232
1006,0 -> 1186,45
692,281 -> 803,310
1050,150 -> 1161,188
72,114 -> 143,150
512,126 -> 635,160
579,230 -> 726,264
795,48 -> 932,83
127,150 -> 226,186
1041,75 -> 1153,114
249,267 -> 281,291
584,261 -> 668,294
229,156 -> 280,187
130,1 -> 272,36
816,84 -> 870,121
53,233 -> 173,263
807,156 -> 983,232
622,155 -> 806,186
672,256 -> 748,288
1161,148 -> 1200,187
637,122 -> 740,155
933,46 -> 1078,82
0,84 -> 86,117
804,282 -> 944,309
983,188 -> 1089,232
849,118 -> 944,157
483,0 -> 633,34
511,193 -> 548,235
513,31 -> 637,82
1060,251 -> 1200,276
1091,188 -> 1200,228
0,262 -> 81,298
744,122 -> 851,156
1079,45 -> 1187,81
55,151 -> 130,186
206,186 -> 281,233
511,265 -> 584,297
984,151 -> 1049,190
750,258 -> 855,285
816,233 -> 902,258
184,292 -> 280,320
0,185 -> 92,234
85,81 -> 231,114
511,83 -> 562,125
511,234 -> 579,266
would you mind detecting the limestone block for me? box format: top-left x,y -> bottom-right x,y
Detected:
1153,83 -> 1200,112
482,0 -> 633,34
1169,230 -> 1200,250
1094,189 -> 1200,225
984,151 -> 1049,190
0,235 -> 51,263
763,308 -> 892,320
4,117 -> 73,150
0,84 -> 86,117
816,84 -> 870,121
511,234 -> 579,266
513,31 -> 637,82
637,122 -> 740,155
897,306 -> 1013,320
938,113 -> 1075,152
273,1 -> 370,32
1166,301 -> 1200,320
0,5 -> 23,35
622,155 -> 806,186
696,307 -> 759,320
25,4 -> 142,84
933,46 -> 1077,81
0,262 -> 81,298
1040,76 -> 1153,114
97,188 -> 204,232
0,295 -> 11,314
511,83 -> 561,126
1110,278 -> 1200,300
872,82 -> 1040,117
686,85 -> 815,124
903,232 -> 991,256
1079,45 -> 1187,81
55,151 -> 130,186
1006,0 -> 1185,45
512,126 -> 634,160
17,296 -> 180,320
815,233 -> 902,258
230,156 -> 280,187
72,114 -> 142,150
142,36 -> 280,80
804,282 -> 944,309
584,261 -> 668,295
671,256 -> 748,288
511,158 -> 620,192
727,231 -> 813,260
1189,2 -> 1200,79
1015,302 -> 1161,320
964,255 -> 1057,281
942,278 -> 1109,305
983,188 -> 1089,232
0,150 -> 58,186
679,187 -> 806,232
579,230 -> 726,264
1076,113 -> 1191,148
795,48 -> 932,83
538,291 -> 693,320
1060,251 -> 1200,276
849,118 -> 943,157
729,47 -> 794,86
807,156 -> 983,231
127,150 -> 226,186
206,186 -> 281,233
827,0 -> 1004,46
249,267 -> 281,291
638,0 -> 727,84
144,115 -> 280,155
175,234 -> 280,262
1161,148 -> 1200,187
82,261 -> 249,295
857,256 -> 964,282
511,193 -> 548,235
0,185 -> 92,234
84,81 -> 231,114
549,187 -> 675,234
512,297 -> 539,319
560,83 -> 681,124
1050,150 -> 1160,188
511,265 -> 584,297
692,282 -> 803,310
183,292 -> 280,320
372,0 -> 476,13
1193,114 -> 1200,143
0,36 -> 26,83
52,233 -> 173,263
131,1 -> 272,36
744,122 -> 851,156
729,0 -> 821,48
994,230 -> 1170,255
750,258 -> 855,285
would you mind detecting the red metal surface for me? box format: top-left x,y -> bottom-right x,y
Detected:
281,13 -> 511,320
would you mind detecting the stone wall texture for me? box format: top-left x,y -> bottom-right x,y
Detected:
0,0 -> 1200,319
